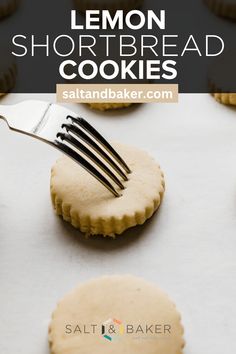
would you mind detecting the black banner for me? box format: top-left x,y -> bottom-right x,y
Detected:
0,0 -> 236,93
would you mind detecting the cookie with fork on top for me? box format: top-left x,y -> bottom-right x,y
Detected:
50,142 -> 165,237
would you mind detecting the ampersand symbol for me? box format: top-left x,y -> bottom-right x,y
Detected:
108,325 -> 116,334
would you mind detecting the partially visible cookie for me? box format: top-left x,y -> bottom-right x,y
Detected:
213,93 -> 236,106
87,102 -> 133,111
204,0 -> 236,20
0,47 -> 17,96
208,50 -> 236,105
49,275 -> 185,354
0,0 -> 20,19
74,0 -> 144,13
50,142 -> 165,237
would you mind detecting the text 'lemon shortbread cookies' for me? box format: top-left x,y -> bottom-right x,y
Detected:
50,142 -> 165,237
87,102 -> 133,111
0,0 -> 19,19
204,0 -> 236,20
49,275 -> 185,354
74,0 -> 144,13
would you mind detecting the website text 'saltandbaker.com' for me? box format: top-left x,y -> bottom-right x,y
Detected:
56,84 -> 178,103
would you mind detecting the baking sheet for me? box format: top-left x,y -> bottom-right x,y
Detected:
0,94 -> 236,353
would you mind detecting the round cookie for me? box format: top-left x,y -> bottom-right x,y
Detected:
49,275 -> 185,354
0,48 -> 17,96
50,142 -> 165,237
204,0 -> 236,20
0,0 -> 20,19
87,102 -> 133,111
74,0 -> 144,13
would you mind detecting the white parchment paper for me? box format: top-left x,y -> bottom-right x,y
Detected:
0,94 -> 236,353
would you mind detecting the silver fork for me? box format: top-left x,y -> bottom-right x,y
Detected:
0,100 -> 131,197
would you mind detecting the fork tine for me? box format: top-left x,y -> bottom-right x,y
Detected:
62,123 -> 128,181
67,116 -> 131,174
54,141 -> 121,198
57,132 -> 125,190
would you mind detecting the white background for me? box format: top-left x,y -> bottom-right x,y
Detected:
0,94 -> 236,353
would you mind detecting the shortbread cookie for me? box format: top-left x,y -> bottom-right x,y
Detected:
213,93 -> 236,106
49,275 -> 185,354
0,48 -> 17,96
51,142 -> 165,237
204,0 -> 236,19
0,0 -> 20,19
87,102 -> 133,111
74,0 -> 144,13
